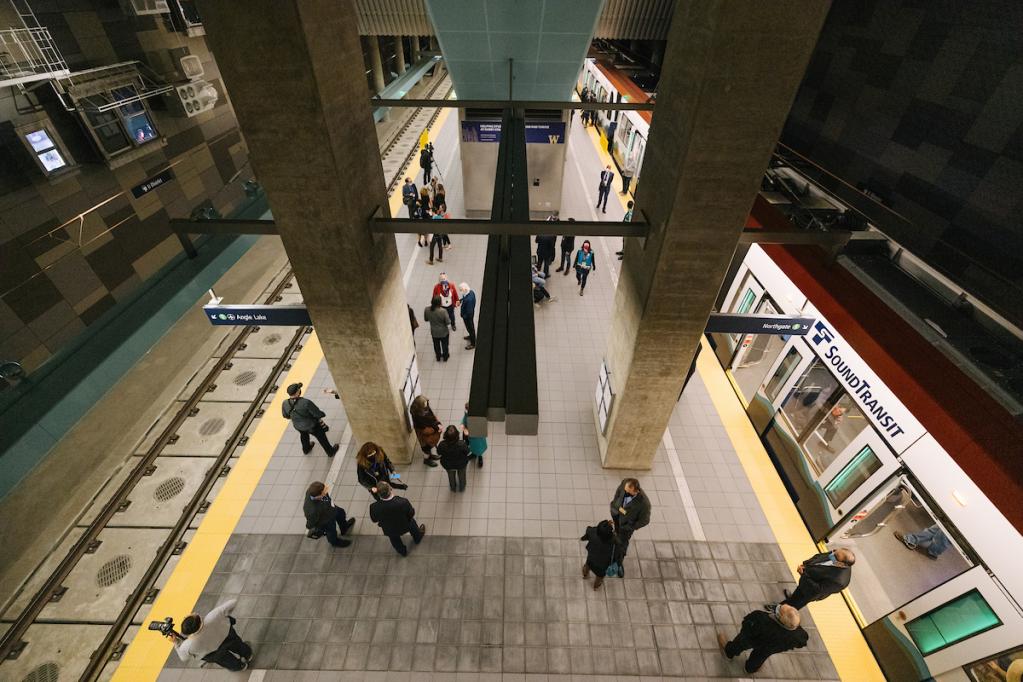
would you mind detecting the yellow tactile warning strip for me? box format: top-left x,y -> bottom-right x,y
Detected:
112,334 -> 325,681
696,337 -> 884,682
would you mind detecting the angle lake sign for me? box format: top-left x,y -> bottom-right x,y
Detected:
203,304 -> 312,326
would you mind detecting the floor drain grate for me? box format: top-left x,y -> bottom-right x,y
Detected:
22,662 -> 59,682
154,477 -> 186,502
263,333 -> 282,346
96,555 -> 132,587
233,370 -> 258,386
199,417 -> 225,435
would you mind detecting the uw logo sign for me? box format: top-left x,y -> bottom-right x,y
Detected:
548,134 -> 560,143
811,321 -> 834,346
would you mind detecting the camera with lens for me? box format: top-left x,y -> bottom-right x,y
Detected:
148,616 -> 184,641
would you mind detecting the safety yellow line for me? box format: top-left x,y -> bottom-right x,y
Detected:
112,334 -> 325,681
695,337 -> 884,682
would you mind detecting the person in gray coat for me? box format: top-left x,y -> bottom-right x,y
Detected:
281,383 -> 339,456
609,478 -> 651,564
423,296 -> 450,361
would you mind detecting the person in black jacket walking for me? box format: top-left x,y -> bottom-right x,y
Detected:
580,520 -> 618,590
555,224 -> 575,276
369,482 -> 426,556
281,383 -> 339,456
609,478 -> 651,562
302,481 -> 354,548
768,548 -> 855,611
437,425 -> 470,492
718,605 -> 808,674
355,442 -> 407,500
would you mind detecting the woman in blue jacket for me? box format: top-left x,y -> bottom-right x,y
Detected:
460,402 -> 488,467
574,240 -> 596,296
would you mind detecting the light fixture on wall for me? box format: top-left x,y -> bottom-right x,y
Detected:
952,490 -> 968,507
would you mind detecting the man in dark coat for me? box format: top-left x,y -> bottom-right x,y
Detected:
369,481 -> 426,556
535,234 -> 557,277
769,548 -> 855,610
401,177 -> 418,219
458,282 -> 477,350
281,383 -> 339,456
302,481 -> 354,548
718,604 -> 808,674
555,225 -> 575,275
609,478 -> 651,561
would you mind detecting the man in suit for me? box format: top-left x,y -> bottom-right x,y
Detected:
596,165 -> 614,213
609,478 -> 651,563
369,481 -> 426,556
458,282 -> 477,350
281,383 -> 339,456
402,177 -> 418,219
303,481 -> 354,548
767,548 -> 855,611
717,604 -> 808,674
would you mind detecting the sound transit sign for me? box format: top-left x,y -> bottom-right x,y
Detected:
203,304 -> 312,326
705,313 -> 814,335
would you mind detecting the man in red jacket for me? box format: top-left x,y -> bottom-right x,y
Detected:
432,272 -> 460,331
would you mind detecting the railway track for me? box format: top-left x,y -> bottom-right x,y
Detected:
0,73 -> 456,682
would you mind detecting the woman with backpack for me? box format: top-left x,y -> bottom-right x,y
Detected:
580,520 -> 619,590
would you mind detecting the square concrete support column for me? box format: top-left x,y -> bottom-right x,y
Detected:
201,0 -> 417,461
367,34 -> 386,93
597,1 -> 830,468
395,36 -> 407,75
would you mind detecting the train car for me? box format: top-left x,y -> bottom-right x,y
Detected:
708,236 -> 1023,682
577,58 -> 651,196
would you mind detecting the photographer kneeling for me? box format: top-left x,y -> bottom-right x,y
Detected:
171,600 -> 252,671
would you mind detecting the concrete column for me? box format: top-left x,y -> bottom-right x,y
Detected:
395,36 -> 406,75
410,35 -> 420,64
201,0 -> 417,461
366,34 -> 386,93
597,1 -> 830,468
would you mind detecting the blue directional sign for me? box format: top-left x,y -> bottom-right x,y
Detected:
203,304 -> 312,326
706,313 -> 814,335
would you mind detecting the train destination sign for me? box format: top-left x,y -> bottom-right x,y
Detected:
705,313 -> 815,335
203,304 -> 312,326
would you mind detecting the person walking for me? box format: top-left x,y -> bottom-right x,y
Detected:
432,272 -> 460,331
356,442 -> 407,500
596,165 -> 614,213
402,177 -> 418,220
410,394 -> 442,466
617,201 -> 634,260
574,240 -> 596,296
609,478 -> 651,565
426,207 -> 449,264
459,282 -> 477,350
894,525 -> 951,559
620,155 -> 636,195
535,233 -> 557,277
717,605 -> 808,674
460,402 -> 487,468
281,383 -> 340,457
438,425 -> 470,492
369,481 -> 426,557
171,600 -> 252,671
556,221 -> 575,275
766,548 -> 855,611
580,520 -> 618,591
423,296 -> 450,362
303,481 -> 355,548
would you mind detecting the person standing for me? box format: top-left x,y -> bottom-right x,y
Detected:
767,548 -> 855,611
459,282 -> 477,350
356,441 -> 407,500
303,481 -> 355,548
617,201 -> 634,260
556,220 -> 575,275
415,192 -> 431,247
574,240 -> 596,296
433,183 -> 447,214
426,207 -> 449,264
596,165 -> 614,213
281,383 -> 339,457
460,402 -> 487,468
402,177 -> 418,220
580,520 -> 618,591
438,425 -> 470,492
420,143 -> 433,183
410,394 -> 442,466
423,296 -> 450,362
620,155 -> 636,195
172,600 -> 252,671
535,233 -> 557,277
407,304 -> 418,338
717,605 -> 808,674
609,478 -> 651,564
432,272 -> 460,331
369,481 -> 426,557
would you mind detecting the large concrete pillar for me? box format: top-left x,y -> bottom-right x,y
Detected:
597,1 -> 830,468
410,35 -> 420,64
201,0 -> 417,461
367,34 -> 386,93
395,36 -> 406,75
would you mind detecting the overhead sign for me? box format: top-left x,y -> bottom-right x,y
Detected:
806,319 -> 924,451
203,304 -> 311,326
460,120 -> 501,143
706,313 -> 815,335
131,168 -> 174,198
460,120 -> 566,144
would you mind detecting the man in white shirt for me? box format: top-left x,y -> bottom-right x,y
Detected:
172,599 -> 252,671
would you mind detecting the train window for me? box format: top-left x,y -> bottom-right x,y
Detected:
964,644 -> 1023,682
765,347 -> 802,400
906,590 -> 1001,655
733,297 -> 789,402
824,445 -> 882,506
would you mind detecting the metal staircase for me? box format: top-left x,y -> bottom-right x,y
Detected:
0,0 -> 70,88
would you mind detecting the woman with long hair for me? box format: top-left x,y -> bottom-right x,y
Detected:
573,239 -> 596,296
355,441 -> 406,500
409,394 -> 442,466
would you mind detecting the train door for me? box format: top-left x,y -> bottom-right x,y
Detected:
746,335 -> 814,433
712,269 -> 764,366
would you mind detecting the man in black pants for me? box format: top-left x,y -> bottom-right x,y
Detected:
303,481 -> 355,548
369,481 -> 426,556
555,223 -> 575,276
281,383 -> 340,456
766,548 -> 855,611
718,605 -> 808,674
172,600 -> 252,671
609,478 -> 651,566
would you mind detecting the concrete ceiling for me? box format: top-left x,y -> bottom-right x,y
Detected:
424,0 -> 603,100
